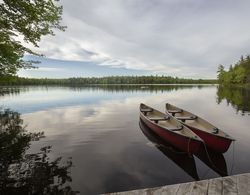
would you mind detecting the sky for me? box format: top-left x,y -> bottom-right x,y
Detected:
19,55 -> 149,78
19,0 -> 250,79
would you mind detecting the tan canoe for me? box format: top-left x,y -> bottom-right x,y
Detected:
166,103 -> 235,153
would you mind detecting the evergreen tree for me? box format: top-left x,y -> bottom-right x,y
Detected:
217,55 -> 250,84
217,64 -> 225,83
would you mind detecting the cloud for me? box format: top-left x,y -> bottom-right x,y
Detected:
31,0 -> 250,78
19,55 -> 149,78
36,67 -> 64,72
18,67 -> 63,78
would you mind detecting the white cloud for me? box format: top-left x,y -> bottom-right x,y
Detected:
37,67 -> 64,72
18,67 -> 64,77
31,0 -> 250,78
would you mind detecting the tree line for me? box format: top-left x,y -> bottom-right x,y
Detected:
0,75 -> 216,85
217,55 -> 250,84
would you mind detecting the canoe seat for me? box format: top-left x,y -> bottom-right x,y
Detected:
149,116 -> 170,123
167,109 -> 183,116
176,116 -> 197,122
168,109 -> 183,114
168,125 -> 183,131
141,108 -> 153,115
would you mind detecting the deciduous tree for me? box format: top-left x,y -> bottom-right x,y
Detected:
0,0 -> 65,76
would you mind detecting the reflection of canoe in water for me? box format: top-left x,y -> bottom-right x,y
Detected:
140,103 -> 203,154
195,145 -> 228,177
166,103 -> 235,153
139,119 -> 200,180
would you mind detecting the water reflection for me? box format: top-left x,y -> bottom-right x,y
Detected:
0,85 -> 213,114
0,109 -> 77,194
69,84 -> 209,93
139,119 -> 228,179
1,85 -> 249,194
217,85 -> 250,114
0,86 -> 22,96
0,84 -> 212,96
139,119 -> 200,180
195,145 -> 228,177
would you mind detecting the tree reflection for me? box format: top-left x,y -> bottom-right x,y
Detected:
216,85 -> 250,115
0,87 -> 21,96
0,85 -> 210,96
0,109 -> 78,194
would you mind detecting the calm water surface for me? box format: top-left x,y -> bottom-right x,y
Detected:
0,85 -> 250,194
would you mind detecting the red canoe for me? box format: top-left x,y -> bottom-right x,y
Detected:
140,103 -> 203,154
166,103 -> 235,153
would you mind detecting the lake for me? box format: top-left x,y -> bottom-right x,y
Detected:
0,85 -> 250,194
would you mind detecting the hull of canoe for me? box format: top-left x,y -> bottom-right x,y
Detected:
185,124 -> 233,153
140,113 -> 202,154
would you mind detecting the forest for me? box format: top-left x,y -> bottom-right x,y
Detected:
217,55 -> 250,84
0,75 -> 216,85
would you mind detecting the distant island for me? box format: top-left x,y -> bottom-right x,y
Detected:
0,75 -> 216,85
